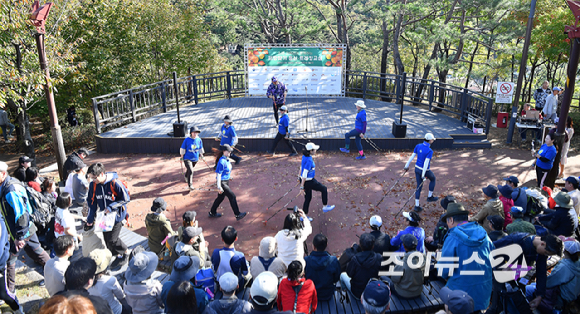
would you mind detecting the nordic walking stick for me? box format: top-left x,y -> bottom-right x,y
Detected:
374,169 -> 407,209
179,158 -> 187,183
263,191 -> 302,224
201,157 -> 213,171
364,137 -> 382,152
394,178 -> 426,218
266,182 -> 300,211
288,138 -> 307,146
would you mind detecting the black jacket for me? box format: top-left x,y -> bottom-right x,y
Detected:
369,230 -> 391,254
12,166 -> 26,182
304,251 -> 341,301
64,152 -> 84,175
425,214 -> 448,251
538,207 -> 575,237
346,250 -> 382,298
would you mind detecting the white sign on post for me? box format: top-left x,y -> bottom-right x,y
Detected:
495,82 -> 515,104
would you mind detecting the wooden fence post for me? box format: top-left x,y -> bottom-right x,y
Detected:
362,72 -> 367,100
161,81 -> 167,113
193,76 -> 199,105
485,98 -> 493,134
129,89 -> 136,122
428,81 -> 435,111
226,72 -> 232,99
92,98 -> 101,134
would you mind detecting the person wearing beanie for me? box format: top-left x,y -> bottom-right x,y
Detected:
470,184 -> 504,233
425,195 -> 455,251
250,236 -> 287,280
215,115 -> 241,165
299,142 -> 335,219
145,197 -> 175,255
497,185 -> 513,228
404,132 -> 438,212
506,206 -> 536,235
209,145 -> 247,220
267,105 -> 298,157
266,77 -> 288,125
180,126 -> 204,190
340,100 -> 367,160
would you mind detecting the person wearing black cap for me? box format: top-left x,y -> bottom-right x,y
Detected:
340,233 -> 382,299
64,148 -> 89,176
425,195 -> 455,251
266,77 -> 288,125
12,156 -> 32,182
487,215 -> 506,241
173,226 -> 206,268
535,192 -> 576,237
470,184 -> 504,233
209,145 -> 247,220
504,176 -> 528,212
215,115 -> 241,165
435,287 -> 474,314
180,126 -> 204,190
145,197 -> 175,255
387,234 -> 425,299
360,279 -> 391,314
267,105 -> 297,157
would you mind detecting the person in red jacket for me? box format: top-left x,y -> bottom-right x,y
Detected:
277,260 -> 317,314
498,185 -> 513,228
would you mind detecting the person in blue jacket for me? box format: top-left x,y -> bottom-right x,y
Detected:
180,126 -> 204,190
532,133 -> 557,188
503,176 -> 528,210
209,145 -> 247,220
438,202 -> 494,313
390,211 -> 425,253
404,132 -> 439,212
86,162 -> 130,270
340,100 -> 367,160
267,106 -> 297,157
299,142 -> 335,219
215,115 -> 241,165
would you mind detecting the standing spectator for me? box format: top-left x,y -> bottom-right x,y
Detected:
87,249 -> 129,314
267,106 -> 298,157
533,133 -> 557,188
366,215 -> 391,254
435,287 -> 474,314
340,233 -> 382,299
67,106 -> 79,127
211,226 -> 251,291
498,185 -> 513,227
13,156 -> 32,182
470,184 -> 504,233
166,281 -> 199,314
277,261 -> 317,314
536,192 -> 576,237
0,161 -> 50,294
360,279 -> 391,314
387,234 -> 425,299
439,202 -> 494,313
304,234 -> 341,301
564,176 -> 580,216
559,116 -> 574,178
506,206 -> 536,235
250,236 -> 287,281
425,195 -> 455,251
248,271 -> 291,314
275,211 -> 312,267
86,162 -> 130,270
44,235 -> 74,296
215,115 -> 241,165
0,104 -> 14,143
533,81 -> 550,112
160,256 -> 208,313
124,252 -> 164,314
174,226 -> 206,269
202,272 -> 252,314
180,126 -> 204,190
504,176 -> 528,212
340,100 -> 368,160
71,164 -> 89,208
64,148 -> 89,176
145,197 -> 175,255
390,211 -> 425,253
266,77 -> 288,125
299,142 -> 335,217
487,215 -> 507,241
404,132 -> 439,212
543,87 -> 560,121
208,145 -> 246,220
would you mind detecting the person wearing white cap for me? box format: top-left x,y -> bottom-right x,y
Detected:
299,142 -> 335,219
248,271 -> 288,313
267,105 -> 298,157
215,115 -> 242,165
367,215 -> 391,254
404,132 -> 438,212
340,100 -> 367,160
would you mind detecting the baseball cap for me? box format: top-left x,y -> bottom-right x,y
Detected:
362,279 -> 391,308
402,211 -> 418,222
425,133 -> 436,141
19,156 -> 33,164
279,105 -> 287,111
565,176 -> 580,187
503,176 -> 519,184
271,77 -> 277,82
482,184 -> 499,198
510,206 -> 525,214
305,142 -> 320,151
182,211 -> 196,222
440,287 -> 474,314
219,272 -> 239,293
487,215 -> 504,231
182,226 -> 202,243
564,240 -> 580,254
250,271 -> 278,305
553,87 -> 561,91
220,144 -> 233,152
369,215 -> 382,228
402,234 -> 418,250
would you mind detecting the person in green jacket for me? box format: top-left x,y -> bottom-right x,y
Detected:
145,197 -> 175,254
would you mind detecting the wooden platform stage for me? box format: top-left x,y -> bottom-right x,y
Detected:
96,97 -> 489,154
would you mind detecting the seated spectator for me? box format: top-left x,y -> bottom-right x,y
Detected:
145,197 -> 176,255
536,192 -> 576,237
470,184 -> 504,233
498,185 -> 513,227
124,252 -> 164,314
161,256 -> 208,313
25,167 -> 41,192
425,195 -> 455,251
385,234 -> 425,299
174,226 -> 207,268
367,215 -> 391,254
44,235 -> 74,296
525,240 -> 580,312
211,226 -> 251,291
166,281 -> 199,314
304,234 -> 341,301
487,215 -> 507,241
435,287 -> 474,314
13,155 -> 31,182
506,206 -> 536,235
55,192 -> 84,246
543,186 -> 557,209
40,294 -> 97,314
72,164 -> 89,208
564,176 -> 580,216
390,211 -> 425,253
177,211 -> 209,263
41,177 -> 57,209
203,272 -> 252,314
250,236 -> 287,281
248,271 -> 291,314
504,176 -> 527,210
278,261 -> 317,313
439,203 -> 494,313
360,279 -> 391,314
57,257 -> 113,314
275,209 -> 312,267
88,249 -> 129,314
340,233 -> 382,299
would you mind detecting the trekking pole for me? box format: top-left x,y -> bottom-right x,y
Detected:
179,158 -> 187,183
201,157 -> 213,171
394,178 -> 426,218
263,190 -> 302,224
374,169 -> 407,209
265,182 -> 300,211
364,137 -> 381,153
287,138 -> 307,146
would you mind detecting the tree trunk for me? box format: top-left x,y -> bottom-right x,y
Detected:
464,43 -> 479,89
8,99 -> 35,166
380,21 -> 392,102
392,13 -> 405,75
528,62 -> 538,103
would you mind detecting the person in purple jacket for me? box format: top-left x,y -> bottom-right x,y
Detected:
266,77 -> 288,125
340,100 -> 367,160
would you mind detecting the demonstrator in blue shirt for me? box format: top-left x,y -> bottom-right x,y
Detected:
267,105 -> 297,157
340,100 -> 367,160
209,145 -> 247,220
180,126 -> 204,190
215,115 -> 241,165
404,133 -> 439,212
533,133 -> 557,188
299,142 -> 335,219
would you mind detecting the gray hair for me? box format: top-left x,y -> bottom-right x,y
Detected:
361,295 -> 389,314
0,161 -> 7,173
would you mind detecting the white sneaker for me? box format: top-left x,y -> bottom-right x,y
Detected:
322,205 -> 335,213
4,140 -> 10,143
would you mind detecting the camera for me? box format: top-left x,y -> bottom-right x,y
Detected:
287,205 -> 299,213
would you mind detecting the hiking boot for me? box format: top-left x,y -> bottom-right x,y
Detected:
322,205 -> 335,213
356,155 -> 366,160
288,152 -> 298,157
111,253 -> 128,271
427,196 -> 439,202
208,212 -> 223,218
339,148 -> 350,153
236,212 -> 247,221
235,157 -> 242,165
413,206 -> 423,213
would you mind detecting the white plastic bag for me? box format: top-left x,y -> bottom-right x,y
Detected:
94,211 -> 116,233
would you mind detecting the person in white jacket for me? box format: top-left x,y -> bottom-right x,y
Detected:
543,87 -> 560,121
275,209 -> 312,268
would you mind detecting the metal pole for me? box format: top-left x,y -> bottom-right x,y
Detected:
35,33 -> 66,181
557,38 -> 580,134
507,0 -> 537,143
173,71 -> 181,123
399,72 -> 407,124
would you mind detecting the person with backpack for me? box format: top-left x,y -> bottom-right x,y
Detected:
504,176 -> 528,212
180,126 -> 205,190
250,236 -> 287,281
86,162 -> 130,270
277,260 -> 318,314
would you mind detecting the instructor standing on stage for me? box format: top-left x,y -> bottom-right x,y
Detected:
266,77 -> 287,125
340,100 -> 367,160
267,105 -> 298,157
404,133 -> 439,212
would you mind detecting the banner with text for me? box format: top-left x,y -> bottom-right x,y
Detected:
246,46 -> 345,96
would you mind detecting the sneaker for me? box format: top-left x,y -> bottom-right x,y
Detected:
4,140 -> 10,143
188,184 -> 194,190
208,212 -> 223,218
427,196 -> 439,202
413,206 -> 423,212
235,157 -> 242,165
39,280 -> 45,287
356,155 -> 366,160
322,205 -> 335,213
110,254 -> 128,271
339,148 -> 350,153
236,212 -> 247,221
288,152 -> 298,157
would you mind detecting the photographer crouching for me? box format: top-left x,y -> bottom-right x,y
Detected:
274,206 -> 312,268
